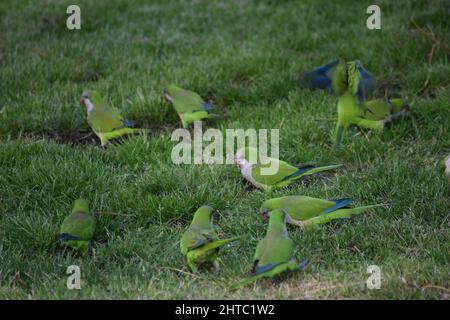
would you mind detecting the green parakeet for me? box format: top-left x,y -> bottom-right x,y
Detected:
164,84 -> 218,128
363,98 -> 410,122
81,90 -> 147,146
59,199 -> 96,254
235,147 -> 342,192
180,206 -> 239,272
234,209 -> 306,288
260,196 -> 383,228
332,59 -> 409,148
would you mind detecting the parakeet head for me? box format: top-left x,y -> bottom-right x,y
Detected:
164,84 -> 180,103
235,148 -> 245,167
72,198 -> 90,213
235,147 -> 258,166
80,90 -> 102,112
259,198 -> 276,221
259,207 -> 270,221
234,157 -> 250,170
191,205 -> 215,227
163,90 -> 172,103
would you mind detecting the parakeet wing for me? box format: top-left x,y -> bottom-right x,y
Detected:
362,99 -> 408,121
285,197 -> 339,220
356,61 -> 375,97
301,59 -> 339,90
180,228 -> 217,255
250,160 -> 300,185
60,212 -> 96,241
88,108 -> 126,133
253,238 -> 294,274
171,88 -> 206,113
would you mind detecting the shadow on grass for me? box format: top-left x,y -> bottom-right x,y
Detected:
43,124 -> 178,147
45,130 -> 100,146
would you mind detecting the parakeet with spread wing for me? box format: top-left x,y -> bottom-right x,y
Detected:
332,59 -> 409,148
300,58 -> 375,94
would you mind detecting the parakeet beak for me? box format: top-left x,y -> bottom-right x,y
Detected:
261,211 -> 269,221
80,97 -> 85,105
234,159 -> 240,167
163,91 -> 172,103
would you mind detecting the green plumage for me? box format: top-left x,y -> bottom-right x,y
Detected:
260,196 -> 383,228
165,84 -> 217,128
81,90 -> 147,146
236,147 -> 342,192
362,98 -> 410,121
332,59 -> 410,148
180,206 -> 239,272
251,161 -> 342,192
233,209 -> 302,288
59,199 -> 96,255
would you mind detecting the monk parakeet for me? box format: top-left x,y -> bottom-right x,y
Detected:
233,209 -> 306,288
235,147 -> 342,192
363,98 -> 410,122
80,90 -> 147,146
59,199 -> 96,255
164,84 -> 218,128
301,59 -> 375,94
260,196 -> 382,228
332,59 -> 410,148
180,206 -> 240,272
332,60 -> 409,148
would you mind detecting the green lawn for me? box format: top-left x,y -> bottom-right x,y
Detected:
1,0 -> 449,299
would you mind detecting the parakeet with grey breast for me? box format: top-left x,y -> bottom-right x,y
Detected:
80,90 -> 147,146
235,147 -> 342,192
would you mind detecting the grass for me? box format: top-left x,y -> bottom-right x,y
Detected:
0,0 -> 449,299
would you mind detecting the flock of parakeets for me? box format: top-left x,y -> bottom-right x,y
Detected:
60,58 -> 410,289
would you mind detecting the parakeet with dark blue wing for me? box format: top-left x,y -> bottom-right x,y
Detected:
59,199 -> 95,255
233,209 -> 306,288
301,59 -> 375,95
164,84 -> 218,128
260,196 -> 383,228
235,147 -> 342,192
80,90 -> 147,146
332,59 -> 410,148
180,206 -> 239,272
